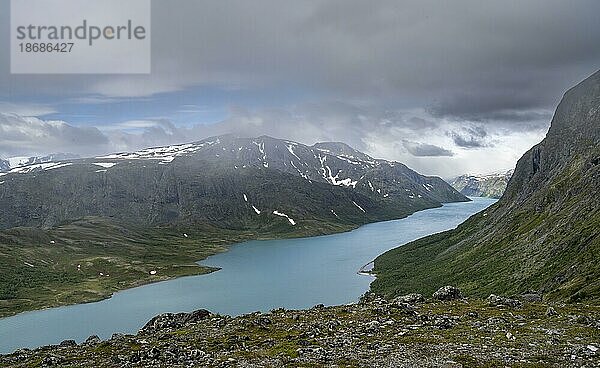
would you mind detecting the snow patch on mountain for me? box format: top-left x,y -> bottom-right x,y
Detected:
273,210 -> 296,225
450,169 -> 514,199
1,162 -> 73,175
97,143 -> 210,163
93,162 -> 117,169
352,200 -> 366,213
286,144 -> 301,161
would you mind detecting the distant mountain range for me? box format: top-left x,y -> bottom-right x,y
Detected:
0,135 -> 467,232
450,170 -> 513,199
373,69 -> 600,302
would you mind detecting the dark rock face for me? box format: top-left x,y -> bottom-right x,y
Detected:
58,340 -> 77,348
83,335 -> 101,345
504,69 -> 600,206
432,286 -> 462,301
140,309 -> 210,334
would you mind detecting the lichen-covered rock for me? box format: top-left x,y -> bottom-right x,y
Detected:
432,286 -> 462,301
140,309 -> 210,334
487,294 -> 523,308
393,293 -> 425,304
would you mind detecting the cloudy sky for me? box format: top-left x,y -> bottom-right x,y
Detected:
1,0 -> 599,177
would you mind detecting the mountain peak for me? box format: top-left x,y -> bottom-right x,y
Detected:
505,69 -> 600,204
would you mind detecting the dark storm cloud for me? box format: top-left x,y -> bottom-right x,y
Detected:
447,126 -> 488,148
2,0 -> 599,113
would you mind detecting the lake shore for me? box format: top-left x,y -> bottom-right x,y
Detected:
0,220 -> 360,319
0,199 -> 497,354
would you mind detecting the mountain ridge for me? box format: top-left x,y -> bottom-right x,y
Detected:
0,134 -> 467,231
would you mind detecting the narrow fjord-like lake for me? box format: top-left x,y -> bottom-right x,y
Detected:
0,197 -> 495,353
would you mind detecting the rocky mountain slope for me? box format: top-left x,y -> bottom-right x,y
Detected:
0,135 -> 466,231
2,288 -> 598,367
372,70 -> 600,302
450,170 -> 513,198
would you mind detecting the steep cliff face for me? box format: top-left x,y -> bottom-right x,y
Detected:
504,70 -> 600,207
373,70 -> 600,302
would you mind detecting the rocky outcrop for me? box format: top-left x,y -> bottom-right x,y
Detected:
487,294 -> 523,309
140,309 -> 211,334
393,293 -> 425,304
432,286 -> 463,301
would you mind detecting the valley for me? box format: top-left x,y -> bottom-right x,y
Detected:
0,198 -> 493,353
0,136 -> 467,319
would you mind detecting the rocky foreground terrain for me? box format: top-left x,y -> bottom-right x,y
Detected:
2,287 -> 598,367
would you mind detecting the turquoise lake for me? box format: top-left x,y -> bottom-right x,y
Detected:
0,197 -> 496,353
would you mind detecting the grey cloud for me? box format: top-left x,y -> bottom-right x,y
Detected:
448,126 -> 489,148
402,140 -> 454,157
0,0 -> 583,177
0,114 -> 109,158
450,133 -> 486,149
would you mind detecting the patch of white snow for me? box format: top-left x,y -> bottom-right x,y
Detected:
352,200 -> 366,213
273,210 -> 296,225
